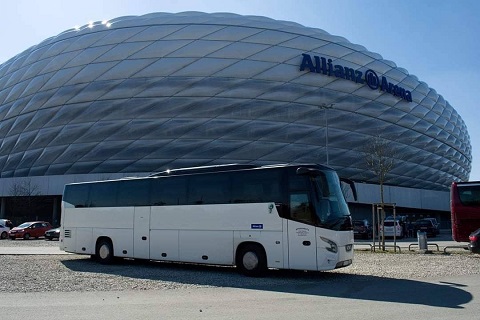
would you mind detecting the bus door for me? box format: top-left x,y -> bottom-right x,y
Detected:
287,193 -> 317,270
134,207 -> 151,259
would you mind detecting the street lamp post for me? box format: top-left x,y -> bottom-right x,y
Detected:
319,103 -> 334,165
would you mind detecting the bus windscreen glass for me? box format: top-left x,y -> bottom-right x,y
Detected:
312,171 -> 352,231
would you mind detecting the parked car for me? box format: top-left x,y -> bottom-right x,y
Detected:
385,215 -> 407,224
468,228 -> 480,254
45,227 -> 60,240
353,220 -> 373,239
414,219 -> 437,237
380,219 -> 404,238
9,221 -> 53,240
0,219 -> 14,229
0,223 -> 10,239
423,218 -> 440,235
385,215 -> 408,236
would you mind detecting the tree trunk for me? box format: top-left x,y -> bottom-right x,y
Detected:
380,182 -> 386,250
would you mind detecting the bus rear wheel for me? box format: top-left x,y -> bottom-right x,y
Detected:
96,239 -> 114,264
236,244 -> 267,277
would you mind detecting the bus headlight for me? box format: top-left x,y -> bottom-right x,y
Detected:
320,237 -> 338,253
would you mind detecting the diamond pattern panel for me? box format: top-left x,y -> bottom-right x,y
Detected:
0,12 -> 471,190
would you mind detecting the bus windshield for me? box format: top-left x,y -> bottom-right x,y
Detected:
311,171 -> 352,231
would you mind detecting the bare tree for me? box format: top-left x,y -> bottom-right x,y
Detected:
362,136 -> 397,204
362,135 -> 399,249
9,179 -> 41,222
10,179 -> 40,197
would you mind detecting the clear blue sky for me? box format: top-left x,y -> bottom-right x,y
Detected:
1,0 -> 479,180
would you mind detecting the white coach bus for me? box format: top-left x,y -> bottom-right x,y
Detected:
60,163 -> 356,276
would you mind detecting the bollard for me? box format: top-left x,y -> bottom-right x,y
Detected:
417,231 -> 427,250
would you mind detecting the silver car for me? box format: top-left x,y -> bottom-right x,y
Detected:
0,223 -> 10,239
380,220 -> 404,238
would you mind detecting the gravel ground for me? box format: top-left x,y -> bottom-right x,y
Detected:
1,239 -> 479,293
0,238 -> 59,247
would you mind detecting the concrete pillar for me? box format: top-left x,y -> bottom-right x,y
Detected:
0,198 -> 5,218
52,197 -> 59,226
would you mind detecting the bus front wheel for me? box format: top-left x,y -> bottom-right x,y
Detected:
236,244 -> 267,277
96,239 -> 114,264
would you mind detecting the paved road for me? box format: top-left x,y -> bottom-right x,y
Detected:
0,274 -> 478,320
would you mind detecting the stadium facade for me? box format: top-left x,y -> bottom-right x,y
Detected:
0,12 -> 471,227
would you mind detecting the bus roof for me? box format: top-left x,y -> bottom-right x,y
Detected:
64,163 -> 335,186
453,181 -> 480,187
148,164 -> 257,177
148,163 -> 334,177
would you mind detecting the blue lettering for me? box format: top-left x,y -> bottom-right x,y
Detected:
394,85 -> 402,97
405,91 -> 413,102
344,67 -> 355,81
300,53 -> 412,102
388,82 -> 395,94
355,70 -> 364,84
334,65 -> 345,78
320,57 -> 328,75
314,56 -> 322,73
300,54 -> 316,72
380,76 -> 389,92
327,59 -> 333,76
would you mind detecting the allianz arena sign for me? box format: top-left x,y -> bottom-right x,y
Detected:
300,53 -> 413,102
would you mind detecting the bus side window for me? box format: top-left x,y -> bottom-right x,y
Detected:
290,193 -> 312,224
89,182 -> 118,207
243,183 -> 263,203
233,170 -> 283,203
151,177 -> 187,206
231,172 -> 258,203
459,188 -> 480,206
64,184 -> 90,208
187,174 -> 230,205
117,179 -> 151,206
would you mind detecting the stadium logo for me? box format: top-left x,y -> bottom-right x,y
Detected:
300,53 -> 412,102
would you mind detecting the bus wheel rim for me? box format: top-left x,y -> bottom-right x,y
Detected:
99,245 -> 110,259
243,252 -> 259,270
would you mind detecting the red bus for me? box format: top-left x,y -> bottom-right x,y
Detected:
450,181 -> 480,242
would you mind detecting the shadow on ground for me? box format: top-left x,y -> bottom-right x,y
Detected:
62,257 -> 471,309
